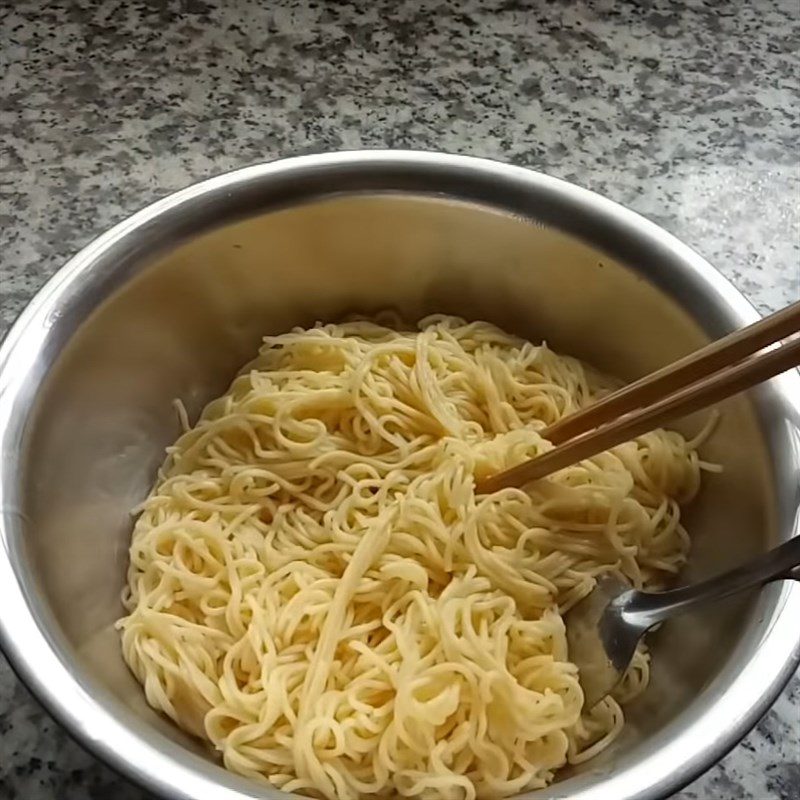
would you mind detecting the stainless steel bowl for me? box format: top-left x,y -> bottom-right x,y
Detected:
1,151 -> 798,800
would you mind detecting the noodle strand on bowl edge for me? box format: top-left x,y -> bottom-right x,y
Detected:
118,315 -> 710,800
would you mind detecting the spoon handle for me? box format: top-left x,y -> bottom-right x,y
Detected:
622,535 -> 800,630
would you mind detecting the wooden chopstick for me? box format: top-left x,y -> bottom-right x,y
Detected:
476,333 -> 800,494
543,300 -> 800,445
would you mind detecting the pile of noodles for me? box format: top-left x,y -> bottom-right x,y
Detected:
118,315 -> 713,800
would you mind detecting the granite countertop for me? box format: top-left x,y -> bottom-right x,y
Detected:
1,0 -> 798,798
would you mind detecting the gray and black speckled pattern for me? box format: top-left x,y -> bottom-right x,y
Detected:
1,0 -> 798,798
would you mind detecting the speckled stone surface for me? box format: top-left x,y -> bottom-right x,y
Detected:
1,0 -> 798,798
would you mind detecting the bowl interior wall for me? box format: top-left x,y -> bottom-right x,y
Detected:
20,195 -> 776,793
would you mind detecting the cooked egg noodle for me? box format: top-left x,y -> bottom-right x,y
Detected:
119,315 -> 708,800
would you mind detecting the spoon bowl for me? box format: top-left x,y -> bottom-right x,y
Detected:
567,535 -> 800,708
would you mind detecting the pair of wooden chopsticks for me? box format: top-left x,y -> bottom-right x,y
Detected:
476,301 -> 800,494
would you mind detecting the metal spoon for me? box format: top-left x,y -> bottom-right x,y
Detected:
566,535 -> 800,708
